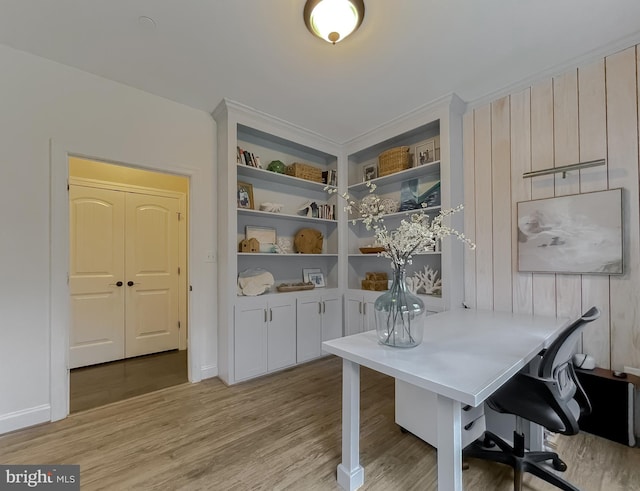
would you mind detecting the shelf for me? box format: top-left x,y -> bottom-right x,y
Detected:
238,208 -> 337,224
237,164 -> 337,192
348,251 -> 441,258
347,205 -> 441,225
348,160 -> 440,192
238,253 -> 339,257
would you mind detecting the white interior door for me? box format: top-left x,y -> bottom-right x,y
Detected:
69,185 -> 125,368
124,192 -> 180,357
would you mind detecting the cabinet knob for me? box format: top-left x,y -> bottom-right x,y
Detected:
127,281 -> 135,287
109,281 -> 123,287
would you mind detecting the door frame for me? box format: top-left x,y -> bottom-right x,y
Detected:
50,139 -> 205,421
69,176 -> 189,352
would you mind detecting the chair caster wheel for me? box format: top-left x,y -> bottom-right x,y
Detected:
482,435 -> 496,448
552,458 -> 567,472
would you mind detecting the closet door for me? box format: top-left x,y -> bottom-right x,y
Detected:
69,185 -> 125,368
124,193 -> 180,357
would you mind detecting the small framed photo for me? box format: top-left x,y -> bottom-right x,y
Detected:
237,181 -> 254,209
415,139 -> 436,166
308,271 -> 325,288
363,163 -> 377,182
302,268 -> 321,283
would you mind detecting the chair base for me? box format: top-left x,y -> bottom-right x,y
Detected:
464,431 -> 579,491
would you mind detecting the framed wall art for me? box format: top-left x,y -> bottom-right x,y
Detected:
517,188 -> 623,274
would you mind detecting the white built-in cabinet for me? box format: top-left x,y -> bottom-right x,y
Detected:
297,292 -> 342,362
234,296 -> 296,382
214,95 -> 466,385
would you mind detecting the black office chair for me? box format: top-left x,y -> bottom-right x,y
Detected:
464,306 -> 601,491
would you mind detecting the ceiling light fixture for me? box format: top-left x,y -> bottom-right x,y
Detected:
304,0 -> 365,44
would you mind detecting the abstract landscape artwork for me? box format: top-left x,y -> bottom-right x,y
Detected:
517,188 -> 623,274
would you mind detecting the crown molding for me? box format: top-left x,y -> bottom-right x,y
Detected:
468,33 -> 640,110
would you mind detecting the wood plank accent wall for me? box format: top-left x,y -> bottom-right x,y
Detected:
463,45 -> 640,371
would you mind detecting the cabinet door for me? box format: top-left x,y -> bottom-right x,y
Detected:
363,298 -> 377,332
345,295 -> 364,335
321,295 -> 343,342
234,303 -> 268,381
296,298 -> 322,362
267,299 -> 296,372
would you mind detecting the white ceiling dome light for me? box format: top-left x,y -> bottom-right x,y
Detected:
304,0 -> 365,44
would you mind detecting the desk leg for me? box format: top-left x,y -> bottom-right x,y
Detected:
436,395 -> 463,491
337,359 -> 364,490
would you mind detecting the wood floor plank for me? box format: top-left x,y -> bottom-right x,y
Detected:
2,356 -> 639,490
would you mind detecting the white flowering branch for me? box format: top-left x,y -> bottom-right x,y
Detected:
326,182 -> 475,269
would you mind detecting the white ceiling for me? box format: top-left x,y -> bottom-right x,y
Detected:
1,0 -> 639,143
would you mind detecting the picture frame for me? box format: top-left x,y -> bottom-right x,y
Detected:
237,181 -> 254,209
246,226 -> 276,252
363,163 -> 377,182
302,268 -> 321,283
415,139 -> 436,166
517,188 -> 623,274
308,271 -> 326,288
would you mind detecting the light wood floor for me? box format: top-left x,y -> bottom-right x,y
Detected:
70,349 -> 188,413
1,356 -> 638,490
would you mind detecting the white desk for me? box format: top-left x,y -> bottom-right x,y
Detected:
321,308 -> 570,491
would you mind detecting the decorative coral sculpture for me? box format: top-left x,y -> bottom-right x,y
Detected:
412,266 -> 442,296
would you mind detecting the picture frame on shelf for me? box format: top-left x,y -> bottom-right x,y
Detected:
302,268 -> 321,283
246,226 -> 277,252
363,163 -> 377,182
415,139 -> 436,166
237,181 -> 254,209
308,271 -> 326,288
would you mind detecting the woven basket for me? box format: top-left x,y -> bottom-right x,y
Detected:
285,162 -> 323,183
378,146 -> 411,177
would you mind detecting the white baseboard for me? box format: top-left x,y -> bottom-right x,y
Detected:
200,364 -> 218,380
0,404 -> 50,435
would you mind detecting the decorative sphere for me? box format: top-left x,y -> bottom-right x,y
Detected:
267,160 -> 286,173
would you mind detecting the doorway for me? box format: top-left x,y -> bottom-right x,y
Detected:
68,157 -> 189,411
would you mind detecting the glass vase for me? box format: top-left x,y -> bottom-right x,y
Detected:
374,267 -> 426,348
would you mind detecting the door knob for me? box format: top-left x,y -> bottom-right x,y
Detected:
127,281 -> 135,287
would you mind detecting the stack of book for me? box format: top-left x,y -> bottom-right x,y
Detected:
237,146 -> 262,168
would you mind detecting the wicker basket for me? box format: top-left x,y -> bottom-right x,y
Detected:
378,146 -> 411,177
285,162 -> 323,183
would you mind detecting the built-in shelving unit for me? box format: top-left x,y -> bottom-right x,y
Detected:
213,99 -> 342,385
214,95 -> 466,384
342,94 -> 466,321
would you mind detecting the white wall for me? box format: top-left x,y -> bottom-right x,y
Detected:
0,44 -> 217,433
